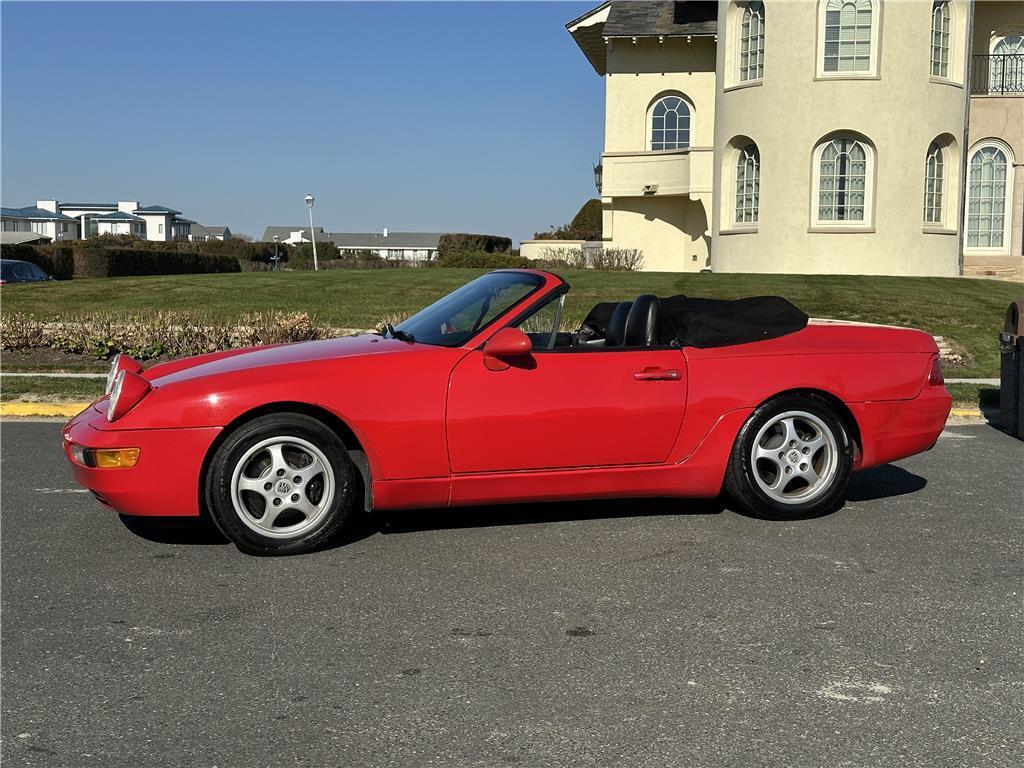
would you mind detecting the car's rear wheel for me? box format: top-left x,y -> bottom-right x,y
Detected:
725,395 -> 853,520
205,413 -> 355,555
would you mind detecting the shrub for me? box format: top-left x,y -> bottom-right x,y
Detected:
437,250 -> 527,269
533,198 -> 602,241
437,234 -> 512,258
0,244 -> 75,280
0,313 -> 46,349
71,244 -> 240,277
285,242 -> 335,270
535,246 -> 643,271
1,311 -> 331,360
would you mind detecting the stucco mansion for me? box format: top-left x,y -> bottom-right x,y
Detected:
523,0 -> 1022,277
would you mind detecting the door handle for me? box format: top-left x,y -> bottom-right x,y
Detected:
633,367 -> 681,381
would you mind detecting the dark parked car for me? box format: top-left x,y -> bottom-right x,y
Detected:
0,259 -> 53,284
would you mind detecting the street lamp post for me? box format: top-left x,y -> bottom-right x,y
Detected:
272,234 -> 280,271
304,193 -> 319,271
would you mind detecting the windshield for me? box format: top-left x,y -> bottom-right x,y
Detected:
394,271 -> 545,347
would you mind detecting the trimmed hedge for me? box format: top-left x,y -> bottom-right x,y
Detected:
437,250 -> 527,269
1,243 -> 75,280
72,246 -> 240,278
438,233 -> 512,258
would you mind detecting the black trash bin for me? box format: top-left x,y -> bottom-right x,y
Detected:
999,299 -> 1024,440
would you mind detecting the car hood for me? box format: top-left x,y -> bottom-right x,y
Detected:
147,334 -> 414,386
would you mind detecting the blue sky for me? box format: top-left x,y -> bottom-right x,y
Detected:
1,1 -> 601,242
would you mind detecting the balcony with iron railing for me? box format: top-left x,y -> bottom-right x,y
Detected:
971,54 -> 1024,95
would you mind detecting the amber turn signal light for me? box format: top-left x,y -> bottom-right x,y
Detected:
70,446 -> 140,469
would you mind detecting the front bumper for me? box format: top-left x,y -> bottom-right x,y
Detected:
62,401 -> 221,517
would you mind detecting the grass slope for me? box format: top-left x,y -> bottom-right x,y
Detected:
2,270 -> 1020,376
1,375 -> 103,402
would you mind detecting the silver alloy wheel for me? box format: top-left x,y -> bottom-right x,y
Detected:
230,436 -> 335,539
750,410 -> 839,505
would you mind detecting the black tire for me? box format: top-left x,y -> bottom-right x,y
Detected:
204,413 -> 355,555
724,395 -> 853,520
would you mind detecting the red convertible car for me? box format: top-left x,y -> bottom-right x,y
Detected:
64,269 -> 951,555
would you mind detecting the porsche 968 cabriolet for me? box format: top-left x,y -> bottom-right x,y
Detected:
64,270 -> 952,554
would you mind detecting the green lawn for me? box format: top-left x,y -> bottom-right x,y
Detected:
2,270 -> 1021,377
0,375 -> 103,402
945,382 -> 1000,410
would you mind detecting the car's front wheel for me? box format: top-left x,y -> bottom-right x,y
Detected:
725,395 -> 853,520
205,413 -> 355,555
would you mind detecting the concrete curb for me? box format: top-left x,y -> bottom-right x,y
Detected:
949,408 -> 984,417
1,402 -> 91,418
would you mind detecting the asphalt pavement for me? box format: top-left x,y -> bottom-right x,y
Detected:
1,420 -> 1021,768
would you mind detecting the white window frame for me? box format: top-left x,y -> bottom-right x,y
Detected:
647,93 -> 693,152
158,222 -> 164,234
964,139 -> 1015,255
988,33 -> 1024,94
810,135 -> 875,229
817,0 -> 880,79
734,142 -> 760,225
738,2 -> 765,83
930,1 -> 951,79
923,140 -> 946,226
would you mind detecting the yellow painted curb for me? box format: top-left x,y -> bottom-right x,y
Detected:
950,408 -> 984,417
0,402 -> 91,418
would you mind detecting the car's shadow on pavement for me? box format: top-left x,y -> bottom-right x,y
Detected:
117,464 -> 927,552
376,496 -> 727,537
119,514 -> 229,546
845,463 -> 927,501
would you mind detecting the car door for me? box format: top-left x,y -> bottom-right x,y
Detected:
446,334 -> 686,474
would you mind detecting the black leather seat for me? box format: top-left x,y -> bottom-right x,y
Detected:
624,294 -> 660,346
604,301 -> 632,347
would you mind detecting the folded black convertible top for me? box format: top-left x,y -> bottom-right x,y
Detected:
581,295 -> 808,348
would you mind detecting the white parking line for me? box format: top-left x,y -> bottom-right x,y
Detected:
34,488 -> 89,494
938,430 -> 978,440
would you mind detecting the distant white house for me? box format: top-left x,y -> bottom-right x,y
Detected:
0,200 -> 196,242
260,226 -> 334,245
0,205 -> 79,241
259,226 -> 443,260
190,224 -> 232,242
329,229 -> 442,261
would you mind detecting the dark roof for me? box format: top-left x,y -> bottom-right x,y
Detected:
1,205 -> 77,222
329,232 -> 443,250
96,211 -> 144,222
173,216 -> 196,225
260,225 -> 333,243
59,202 -> 117,209
0,232 -> 53,245
603,0 -> 717,37
136,204 -> 182,214
567,1 -> 718,75
205,226 -> 230,236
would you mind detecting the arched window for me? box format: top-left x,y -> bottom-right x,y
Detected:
823,0 -> 874,73
815,136 -> 870,223
735,143 -> 760,224
990,35 -> 1024,93
923,141 -> 945,224
739,2 -> 765,82
966,144 -> 1011,249
650,96 -> 691,151
930,1 -> 951,78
